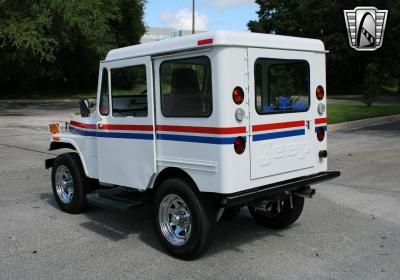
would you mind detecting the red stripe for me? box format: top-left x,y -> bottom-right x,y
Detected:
70,121 -> 96,129
99,124 -> 153,131
69,121 -> 245,134
156,125 -> 246,134
315,117 -> 327,124
252,121 -> 305,132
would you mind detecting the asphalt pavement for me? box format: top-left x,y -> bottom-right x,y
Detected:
0,102 -> 399,280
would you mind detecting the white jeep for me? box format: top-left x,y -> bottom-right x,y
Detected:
46,31 -> 340,259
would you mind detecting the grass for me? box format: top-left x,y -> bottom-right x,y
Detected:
328,103 -> 400,124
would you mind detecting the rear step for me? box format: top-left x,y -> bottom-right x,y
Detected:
86,188 -> 145,210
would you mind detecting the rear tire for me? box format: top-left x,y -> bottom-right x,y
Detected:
51,153 -> 92,214
153,177 -> 216,259
248,196 -> 304,229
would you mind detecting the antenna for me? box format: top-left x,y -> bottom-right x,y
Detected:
192,0 -> 195,34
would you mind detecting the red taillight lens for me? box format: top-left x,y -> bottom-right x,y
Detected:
316,86 -> 325,100
233,87 -> 244,105
316,127 -> 325,142
234,136 -> 246,154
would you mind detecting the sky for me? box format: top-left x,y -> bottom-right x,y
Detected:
143,0 -> 259,32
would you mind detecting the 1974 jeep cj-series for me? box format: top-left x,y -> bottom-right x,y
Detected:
45,31 -> 340,259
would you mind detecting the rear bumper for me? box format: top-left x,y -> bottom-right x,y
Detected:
225,171 -> 340,207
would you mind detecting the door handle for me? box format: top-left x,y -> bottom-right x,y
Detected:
96,122 -> 103,129
306,120 -> 311,129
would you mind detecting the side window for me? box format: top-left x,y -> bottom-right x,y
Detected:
111,65 -> 148,117
99,68 -> 109,116
255,58 -> 310,114
160,56 -> 212,117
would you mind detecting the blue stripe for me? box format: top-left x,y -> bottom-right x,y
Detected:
70,126 -> 239,144
315,126 -> 328,132
253,129 -> 305,142
156,133 -> 237,144
70,127 -> 153,140
69,126 -> 97,137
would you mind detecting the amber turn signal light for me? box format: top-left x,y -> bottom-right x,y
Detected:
48,122 -> 61,134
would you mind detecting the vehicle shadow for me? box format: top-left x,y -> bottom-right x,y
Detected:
39,192 -> 297,258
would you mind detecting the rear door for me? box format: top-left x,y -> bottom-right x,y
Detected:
248,48 -> 316,179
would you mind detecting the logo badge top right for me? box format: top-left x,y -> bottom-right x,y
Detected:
344,7 -> 388,51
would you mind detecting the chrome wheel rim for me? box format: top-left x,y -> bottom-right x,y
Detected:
55,165 -> 74,204
159,194 -> 192,246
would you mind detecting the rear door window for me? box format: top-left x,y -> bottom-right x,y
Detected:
255,58 -> 310,114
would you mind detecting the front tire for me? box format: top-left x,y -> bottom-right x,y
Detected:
51,153 -> 90,214
248,196 -> 304,229
153,178 -> 216,259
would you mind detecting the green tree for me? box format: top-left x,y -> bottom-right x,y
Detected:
248,0 -> 400,103
0,0 -> 146,95
0,0 -> 57,91
363,63 -> 380,106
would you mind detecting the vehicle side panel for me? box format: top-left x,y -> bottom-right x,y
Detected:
52,45 -> 327,195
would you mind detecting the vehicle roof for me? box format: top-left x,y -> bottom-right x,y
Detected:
105,30 -> 326,62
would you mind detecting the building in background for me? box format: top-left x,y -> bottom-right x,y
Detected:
141,27 -> 203,43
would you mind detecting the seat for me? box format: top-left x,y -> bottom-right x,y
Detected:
164,68 -> 206,116
171,68 -> 201,94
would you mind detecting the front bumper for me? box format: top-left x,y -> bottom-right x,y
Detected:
45,158 -> 55,169
225,171 -> 340,207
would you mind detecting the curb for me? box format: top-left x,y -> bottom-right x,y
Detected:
329,114 -> 400,132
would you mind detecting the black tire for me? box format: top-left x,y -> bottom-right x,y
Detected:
153,177 -> 216,259
248,196 -> 304,229
221,206 -> 241,221
51,152 -> 92,214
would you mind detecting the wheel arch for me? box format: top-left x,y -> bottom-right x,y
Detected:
49,141 -> 76,151
151,167 -> 200,193
49,139 -> 90,178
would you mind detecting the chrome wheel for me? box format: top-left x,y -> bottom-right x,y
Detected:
55,165 -> 74,204
159,194 -> 192,246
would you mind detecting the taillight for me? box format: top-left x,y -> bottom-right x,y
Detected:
234,136 -> 246,154
316,127 -> 325,142
233,87 -> 244,105
316,86 -> 324,100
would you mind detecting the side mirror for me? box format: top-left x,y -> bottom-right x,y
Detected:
79,99 -> 90,117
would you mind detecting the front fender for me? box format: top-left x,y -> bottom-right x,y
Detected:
49,133 -> 90,178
